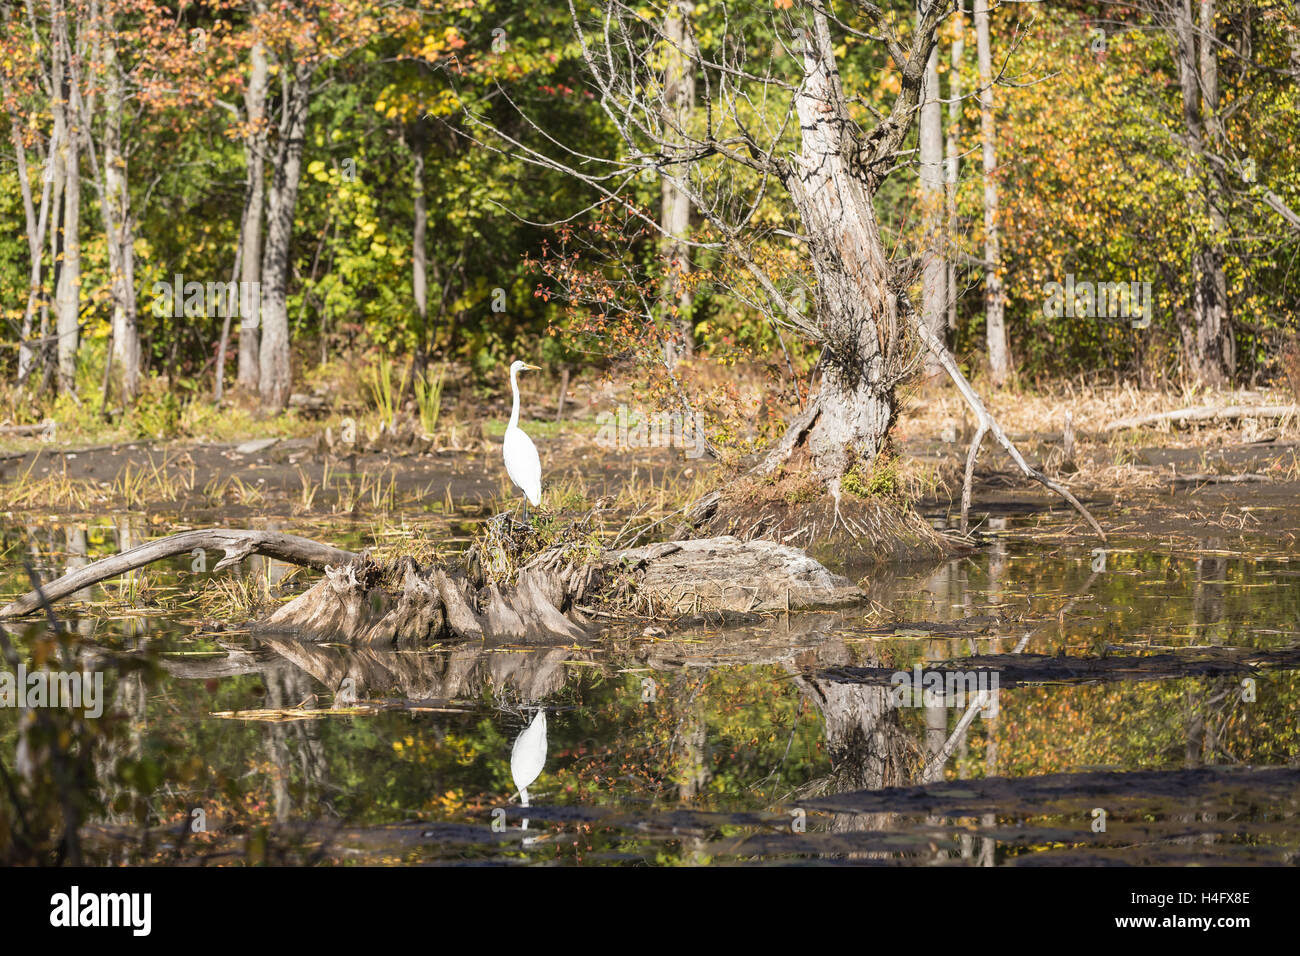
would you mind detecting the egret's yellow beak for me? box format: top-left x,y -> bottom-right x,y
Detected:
522,363 -> 541,371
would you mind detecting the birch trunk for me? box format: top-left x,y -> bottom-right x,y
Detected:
4,75 -> 51,385
661,0 -> 696,369
258,61 -> 311,410
53,3 -> 81,394
99,25 -> 140,399
412,144 -> 428,343
944,0 -> 965,334
239,5 -> 269,393
974,0 -> 1007,386
919,25 -> 946,374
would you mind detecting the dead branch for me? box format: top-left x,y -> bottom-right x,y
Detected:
0,529 -> 359,619
897,294 -> 1105,540
1105,404 -> 1300,432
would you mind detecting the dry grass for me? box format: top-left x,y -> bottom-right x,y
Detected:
904,381 -> 1299,445
900,381 -> 1300,494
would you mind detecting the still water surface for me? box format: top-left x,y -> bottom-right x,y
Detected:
2,511 -> 1297,864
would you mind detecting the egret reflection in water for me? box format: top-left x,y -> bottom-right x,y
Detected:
511,708 -> 547,833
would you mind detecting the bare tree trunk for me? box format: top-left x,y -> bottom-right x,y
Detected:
3,73 -> 51,386
98,24 -> 140,400
258,60 -> 311,410
944,0 -> 965,335
768,16 -> 908,487
239,5 -> 269,393
974,0 -> 1007,386
919,13 -> 946,376
412,142 -> 428,351
1172,0 -> 1233,386
52,2 -> 81,395
661,0 -> 696,369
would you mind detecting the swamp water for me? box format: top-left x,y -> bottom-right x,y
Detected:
1,510 -> 1297,865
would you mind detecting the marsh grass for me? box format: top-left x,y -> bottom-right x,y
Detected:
2,457 -> 101,510
469,508 -> 605,587
112,456 -> 196,503
414,365 -> 446,437
195,564 -> 302,616
203,474 -> 267,508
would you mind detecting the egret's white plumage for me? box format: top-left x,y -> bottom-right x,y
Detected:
504,360 -> 542,513
510,708 -> 547,807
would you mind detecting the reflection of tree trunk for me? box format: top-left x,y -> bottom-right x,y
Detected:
792,639 -> 913,848
676,706 -> 710,801
986,516 -> 1007,606
92,669 -> 148,832
263,663 -> 328,823
1192,544 -> 1225,634
64,525 -> 91,603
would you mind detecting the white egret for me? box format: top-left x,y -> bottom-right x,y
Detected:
510,708 -> 547,809
504,360 -> 543,521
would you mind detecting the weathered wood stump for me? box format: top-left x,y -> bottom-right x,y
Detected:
602,537 -> 862,614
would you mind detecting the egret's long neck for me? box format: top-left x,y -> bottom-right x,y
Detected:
509,367 -> 521,430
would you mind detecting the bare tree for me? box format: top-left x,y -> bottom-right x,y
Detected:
944,0 -> 965,334
258,58 -> 312,410
456,0 -> 1102,535
919,3 -> 947,376
974,0 -> 1006,386
1168,0 -> 1232,385
238,0 -> 270,394
85,0 -> 141,400
51,0 -> 81,394
661,0 -> 697,369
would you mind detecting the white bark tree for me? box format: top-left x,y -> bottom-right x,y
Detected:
974,0 -> 1006,386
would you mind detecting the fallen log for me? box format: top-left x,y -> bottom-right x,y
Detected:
1105,404 -> 1300,432
1174,472 -> 1271,485
0,530 -> 358,619
0,421 -> 54,437
0,526 -> 864,644
602,537 -> 862,613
